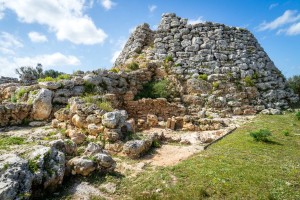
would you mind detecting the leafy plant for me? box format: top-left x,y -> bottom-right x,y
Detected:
57,74 -> 71,80
83,95 -> 113,112
212,81 -> 219,89
164,55 -> 174,63
28,159 -> 39,173
282,130 -> 290,136
38,76 -> 55,82
198,74 -> 208,81
84,81 -> 96,94
295,111 -> 300,120
244,76 -> 255,87
126,62 -> 139,71
135,79 -> 176,100
250,129 -> 272,142
15,87 -> 28,100
11,94 -> 17,103
288,75 -> 300,97
110,68 -> 120,73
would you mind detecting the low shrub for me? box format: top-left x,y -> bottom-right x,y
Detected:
198,74 -> 208,81
84,81 -> 96,94
126,62 -> 139,71
110,68 -> 120,73
135,79 -> 176,100
282,130 -> 290,136
250,129 -> 272,142
212,81 -> 219,89
56,74 -> 71,80
288,75 -> 300,97
296,111 -> 300,120
244,76 -> 254,87
82,95 -> 113,112
164,55 -> 174,63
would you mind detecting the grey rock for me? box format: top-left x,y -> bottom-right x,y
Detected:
0,154 -> 33,200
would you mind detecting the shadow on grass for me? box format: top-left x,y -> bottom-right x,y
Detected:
259,139 -> 283,145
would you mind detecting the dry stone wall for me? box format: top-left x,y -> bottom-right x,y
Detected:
114,13 -> 299,116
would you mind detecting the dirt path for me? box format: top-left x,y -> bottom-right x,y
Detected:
143,144 -> 205,166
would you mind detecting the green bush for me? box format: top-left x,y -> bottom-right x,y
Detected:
15,87 -> 28,100
38,76 -> 55,82
244,76 -> 255,87
250,129 -> 272,142
288,75 -> 300,97
295,111 -> 300,120
282,130 -> 290,136
164,55 -> 174,63
126,62 -> 139,71
57,74 -> 71,80
28,159 -> 39,173
43,69 -> 63,78
11,94 -> 17,103
198,74 -> 208,81
82,95 -> 113,112
97,101 -> 113,112
110,68 -> 120,73
84,81 -> 96,94
135,79 -> 175,100
212,81 -> 219,89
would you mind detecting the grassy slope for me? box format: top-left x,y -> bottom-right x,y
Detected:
116,113 -> 300,200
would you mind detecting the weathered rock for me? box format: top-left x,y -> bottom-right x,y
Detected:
123,139 -> 153,158
147,114 -> 158,127
28,146 -> 65,191
67,157 -> 96,176
39,81 -> 61,90
32,89 -> 53,120
0,154 -> 33,200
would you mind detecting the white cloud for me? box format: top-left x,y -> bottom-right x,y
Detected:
269,3 -> 279,10
0,32 -> 23,55
188,16 -> 204,25
0,6 -> 4,19
286,22 -> 300,35
148,5 -> 157,13
258,10 -> 300,31
100,0 -> 116,10
110,38 -> 126,63
28,32 -> 48,43
0,52 -> 81,78
129,26 -> 137,34
110,50 -> 121,63
2,0 -> 107,45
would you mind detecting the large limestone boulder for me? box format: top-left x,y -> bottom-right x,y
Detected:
39,81 -> 61,90
0,154 -> 33,200
28,146 -> 65,191
102,110 -> 128,129
32,88 -> 53,120
123,139 -> 153,158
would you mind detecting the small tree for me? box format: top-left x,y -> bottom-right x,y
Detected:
288,75 -> 300,97
15,63 -> 44,83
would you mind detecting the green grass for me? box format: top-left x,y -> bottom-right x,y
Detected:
115,113 -> 300,199
82,95 -> 113,112
38,74 -> 71,82
0,136 -> 26,149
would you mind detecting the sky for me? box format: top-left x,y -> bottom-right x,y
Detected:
0,0 -> 299,78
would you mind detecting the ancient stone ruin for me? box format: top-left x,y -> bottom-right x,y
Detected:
0,13 -> 298,199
